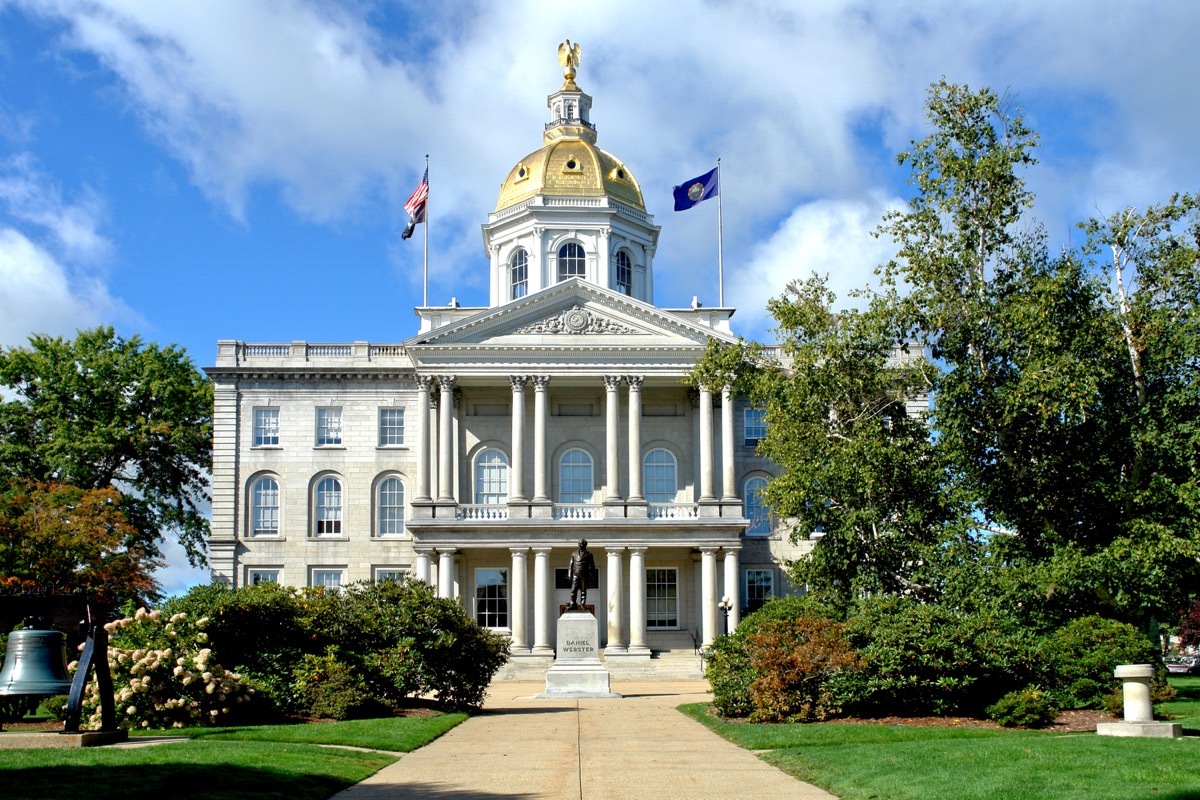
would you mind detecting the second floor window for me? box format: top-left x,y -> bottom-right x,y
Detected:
315,476 -> 343,535
250,476 -> 279,536
558,449 -> 594,504
511,249 -> 528,299
316,408 -> 342,446
643,448 -> 677,503
474,448 -> 509,505
377,476 -> 405,535
379,408 -> 405,446
744,476 -> 770,536
744,407 -> 767,446
557,242 -> 585,282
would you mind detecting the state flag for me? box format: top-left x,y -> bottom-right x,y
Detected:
672,167 -> 719,211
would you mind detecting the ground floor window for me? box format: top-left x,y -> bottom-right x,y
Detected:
646,567 -> 678,629
311,568 -> 344,591
475,568 -> 508,629
248,569 -> 279,586
375,568 -> 407,583
744,568 -> 774,614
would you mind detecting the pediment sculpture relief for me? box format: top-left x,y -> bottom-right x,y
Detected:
515,305 -> 639,335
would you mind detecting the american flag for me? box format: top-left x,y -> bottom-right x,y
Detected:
404,168 -> 428,221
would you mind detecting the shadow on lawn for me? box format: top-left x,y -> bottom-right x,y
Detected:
1,763 -> 534,800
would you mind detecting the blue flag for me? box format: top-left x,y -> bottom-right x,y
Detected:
673,167 -> 719,211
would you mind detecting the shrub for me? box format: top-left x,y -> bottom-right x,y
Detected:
76,607 -> 258,730
744,616 -> 859,722
293,648 -> 385,720
705,595 -> 838,718
1042,615 -> 1162,709
165,582 -> 308,713
986,687 -> 1059,728
843,596 -> 1038,716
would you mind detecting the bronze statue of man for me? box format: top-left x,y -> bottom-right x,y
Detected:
567,538 -> 596,611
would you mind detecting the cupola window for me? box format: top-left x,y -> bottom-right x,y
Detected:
510,248 -> 528,299
557,243 -> 585,282
615,250 -> 633,295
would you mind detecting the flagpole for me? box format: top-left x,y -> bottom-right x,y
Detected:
422,154 -> 429,307
717,157 -> 724,307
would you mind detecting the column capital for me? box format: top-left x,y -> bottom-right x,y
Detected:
437,375 -> 457,392
509,546 -> 530,556
531,375 -> 551,391
531,545 -> 553,556
627,546 -> 647,555
510,375 -> 529,390
604,545 -> 626,554
413,546 -> 436,556
722,545 -> 742,554
699,546 -> 719,556
603,375 -> 623,391
624,375 -> 644,391
415,374 -> 433,391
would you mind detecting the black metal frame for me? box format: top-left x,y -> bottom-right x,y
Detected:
62,623 -> 116,733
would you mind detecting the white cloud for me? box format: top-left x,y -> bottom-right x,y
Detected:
729,193 -> 903,340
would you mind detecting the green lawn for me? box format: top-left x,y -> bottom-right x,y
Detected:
680,677 -> 1200,800
0,712 -> 466,800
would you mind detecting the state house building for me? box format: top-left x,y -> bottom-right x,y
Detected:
205,53 -> 812,676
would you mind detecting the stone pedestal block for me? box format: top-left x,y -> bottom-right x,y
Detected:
535,610 -> 620,699
1096,663 -> 1182,739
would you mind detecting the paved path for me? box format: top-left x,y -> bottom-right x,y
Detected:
331,680 -> 835,800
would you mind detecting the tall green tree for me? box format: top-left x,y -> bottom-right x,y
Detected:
0,327 -> 212,565
878,82 -> 1200,624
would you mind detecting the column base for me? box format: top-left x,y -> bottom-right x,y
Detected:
530,645 -> 554,656
603,645 -> 628,656
1097,721 -> 1182,738
624,644 -> 651,655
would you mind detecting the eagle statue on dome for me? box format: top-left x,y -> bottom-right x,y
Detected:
558,39 -> 581,88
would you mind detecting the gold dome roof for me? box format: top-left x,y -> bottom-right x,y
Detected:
494,139 -> 646,213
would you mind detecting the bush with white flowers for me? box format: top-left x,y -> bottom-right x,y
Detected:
75,607 -> 256,730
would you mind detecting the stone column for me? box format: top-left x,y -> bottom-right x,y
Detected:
721,384 -> 737,500
415,376 -> 433,502
509,548 -> 529,653
701,547 -> 718,648
414,548 -> 433,586
532,376 -> 550,502
437,549 -> 456,599
603,375 -> 622,501
699,385 -> 715,500
428,395 -> 440,500
626,376 -> 644,501
437,376 -> 456,502
509,376 -> 528,501
532,547 -> 553,654
722,547 -> 741,631
627,547 -> 648,653
605,546 -> 626,653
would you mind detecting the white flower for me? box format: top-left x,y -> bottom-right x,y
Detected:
195,633 -> 208,643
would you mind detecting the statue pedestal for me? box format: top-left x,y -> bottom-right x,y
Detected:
535,610 -> 620,699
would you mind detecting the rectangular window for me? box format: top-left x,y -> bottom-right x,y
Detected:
475,568 -> 508,629
375,568 -> 407,583
744,569 -> 774,614
248,569 -> 279,586
253,408 -> 279,447
316,407 -> 342,446
744,407 -> 767,446
378,407 -> 405,446
311,569 -> 344,591
646,568 -> 678,629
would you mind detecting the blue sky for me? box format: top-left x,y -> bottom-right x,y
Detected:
2,0 -> 1199,595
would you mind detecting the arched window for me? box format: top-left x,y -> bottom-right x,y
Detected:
643,449 -> 677,503
557,242 -> 585,282
250,476 -> 279,536
474,448 -> 509,505
314,476 -> 343,536
558,449 -> 594,504
377,476 -> 406,536
744,476 -> 770,536
615,250 -> 632,295
510,249 -> 528,299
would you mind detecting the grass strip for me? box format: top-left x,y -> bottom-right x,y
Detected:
0,712 -> 466,800
680,677 -> 1200,800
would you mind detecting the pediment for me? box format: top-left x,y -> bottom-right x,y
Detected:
407,280 -> 734,351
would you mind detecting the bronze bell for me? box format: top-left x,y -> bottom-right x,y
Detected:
0,624 -> 74,697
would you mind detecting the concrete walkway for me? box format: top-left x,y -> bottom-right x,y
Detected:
331,680 -> 835,800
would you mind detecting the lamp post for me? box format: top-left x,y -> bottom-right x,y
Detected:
718,595 -> 733,637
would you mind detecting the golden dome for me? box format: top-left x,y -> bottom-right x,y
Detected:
494,139 -> 646,212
